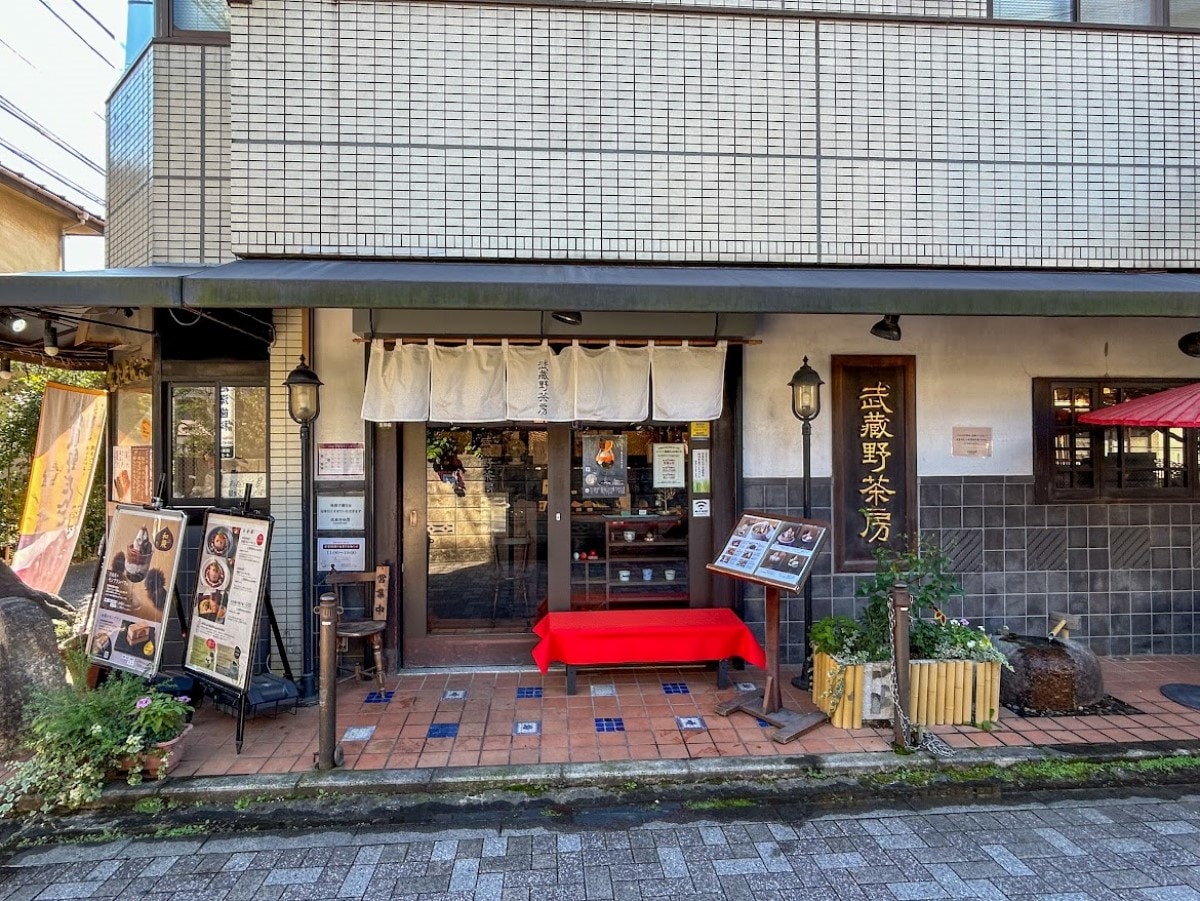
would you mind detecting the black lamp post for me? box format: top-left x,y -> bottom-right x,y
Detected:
285,355 -> 323,699
788,356 -> 823,690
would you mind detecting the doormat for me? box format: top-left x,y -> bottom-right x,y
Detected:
1161,683 -> 1200,712
1003,695 -> 1144,718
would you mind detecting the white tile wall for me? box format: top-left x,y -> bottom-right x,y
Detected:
269,309 -> 305,665
222,2 -> 1197,267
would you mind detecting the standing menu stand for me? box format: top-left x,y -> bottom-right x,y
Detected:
709,511 -> 830,743
183,489 -> 294,752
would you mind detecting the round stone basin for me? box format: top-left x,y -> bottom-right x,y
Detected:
995,635 -> 1104,714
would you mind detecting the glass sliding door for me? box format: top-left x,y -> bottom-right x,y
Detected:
425,426 -> 548,632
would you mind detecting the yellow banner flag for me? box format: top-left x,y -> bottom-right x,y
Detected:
12,382 -> 108,594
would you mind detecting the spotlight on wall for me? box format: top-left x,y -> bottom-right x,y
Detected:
1179,331 -> 1200,358
870,314 -> 902,341
0,358 -> 10,381
8,316 -> 27,334
43,322 -> 59,357
551,310 -> 583,326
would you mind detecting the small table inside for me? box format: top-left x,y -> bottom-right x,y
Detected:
532,608 -> 766,694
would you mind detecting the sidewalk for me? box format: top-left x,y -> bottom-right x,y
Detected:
167,655 -> 1200,781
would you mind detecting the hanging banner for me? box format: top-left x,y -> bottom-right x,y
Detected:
184,511 -> 273,692
87,506 -> 187,678
581,434 -> 627,498
12,383 -> 107,594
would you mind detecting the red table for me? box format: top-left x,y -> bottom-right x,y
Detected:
532,608 -> 766,694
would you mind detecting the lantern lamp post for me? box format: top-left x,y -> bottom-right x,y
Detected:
788,357 -> 823,690
285,355 -> 323,699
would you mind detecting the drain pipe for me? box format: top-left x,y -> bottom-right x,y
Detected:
890,582 -> 911,749
317,591 -> 342,769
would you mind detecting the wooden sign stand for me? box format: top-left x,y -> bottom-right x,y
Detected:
708,511 -> 831,743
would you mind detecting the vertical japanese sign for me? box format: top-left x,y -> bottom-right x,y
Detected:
831,356 -> 916,571
12,383 -> 107,593
87,506 -> 187,678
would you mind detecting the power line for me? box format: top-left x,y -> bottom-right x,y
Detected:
0,135 -> 105,210
64,0 -> 117,42
33,0 -> 117,69
0,36 -> 35,68
0,94 -> 104,176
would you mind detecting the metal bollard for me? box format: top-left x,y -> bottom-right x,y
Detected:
890,582 -> 911,749
317,591 -> 341,770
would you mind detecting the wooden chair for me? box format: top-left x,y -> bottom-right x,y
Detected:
326,565 -> 390,691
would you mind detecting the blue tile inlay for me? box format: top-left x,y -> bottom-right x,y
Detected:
661,682 -> 691,695
513,721 -> 541,736
442,689 -> 467,701
365,690 -> 395,704
735,682 -> 758,692
516,686 -> 543,699
595,717 -> 625,733
676,716 -> 706,730
427,723 -> 460,739
756,718 -> 771,728
342,726 -> 375,742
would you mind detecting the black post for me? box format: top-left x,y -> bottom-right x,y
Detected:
299,418 -> 316,699
792,419 -> 815,690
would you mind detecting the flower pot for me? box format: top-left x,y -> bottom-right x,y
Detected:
811,652 -> 1001,730
113,722 -> 193,781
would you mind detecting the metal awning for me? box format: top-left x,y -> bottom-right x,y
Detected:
2,261 -> 1199,316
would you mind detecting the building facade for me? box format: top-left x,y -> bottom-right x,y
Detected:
18,0 -> 1199,676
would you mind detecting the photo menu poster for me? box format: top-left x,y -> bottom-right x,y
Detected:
183,511 -> 273,692
708,512 -> 829,591
88,506 -> 188,678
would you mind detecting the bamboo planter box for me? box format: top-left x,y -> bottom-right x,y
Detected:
812,651 -> 1002,730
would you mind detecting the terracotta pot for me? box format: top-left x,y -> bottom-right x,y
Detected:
112,722 -> 194,781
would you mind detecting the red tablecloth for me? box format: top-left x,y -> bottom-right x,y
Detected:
531,608 -> 766,672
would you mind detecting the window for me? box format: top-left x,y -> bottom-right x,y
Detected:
993,0 -> 1200,25
171,0 -> 229,32
169,384 -> 267,505
1033,379 -> 1197,503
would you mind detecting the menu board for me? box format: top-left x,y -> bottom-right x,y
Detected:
88,506 -> 188,678
183,511 -> 273,692
708,512 -> 829,591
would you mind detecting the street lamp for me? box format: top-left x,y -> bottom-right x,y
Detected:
285,355 -> 323,699
788,357 -> 823,690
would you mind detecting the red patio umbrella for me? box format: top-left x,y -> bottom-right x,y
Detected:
1078,382 -> 1200,428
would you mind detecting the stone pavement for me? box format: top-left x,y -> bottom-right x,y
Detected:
6,789 -> 1200,899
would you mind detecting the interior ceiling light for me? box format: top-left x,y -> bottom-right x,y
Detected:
9,316 -> 27,334
551,310 -> 583,326
43,322 -> 59,357
869,314 -> 902,341
1179,331 -> 1200,358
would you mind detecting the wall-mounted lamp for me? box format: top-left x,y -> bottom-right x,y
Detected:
870,314 -> 902,341
1179,331 -> 1200,358
8,316 -> 27,334
43,322 -> 59,357
551,310 -> 583,326
0,358 -> 11,381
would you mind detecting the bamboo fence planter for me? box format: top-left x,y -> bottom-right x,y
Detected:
812,651 -> 1002,730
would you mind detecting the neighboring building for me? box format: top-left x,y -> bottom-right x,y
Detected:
0,165 -> 102,275
2,0 -> 1199,689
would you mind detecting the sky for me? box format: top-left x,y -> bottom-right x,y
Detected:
0,0 -> 127,243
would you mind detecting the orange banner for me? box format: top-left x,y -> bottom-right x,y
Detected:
12,382 -> 108,594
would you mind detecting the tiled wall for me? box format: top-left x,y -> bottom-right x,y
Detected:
742,476 -> 1200,661
107,43 -> 231,267
268,309 -> 305,666
230,2 -> 1198,266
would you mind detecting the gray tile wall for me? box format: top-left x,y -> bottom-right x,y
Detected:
742,476 -> 1200,661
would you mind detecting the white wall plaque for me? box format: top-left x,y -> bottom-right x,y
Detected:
317,494 -> 366,530
952,427 -> 993,458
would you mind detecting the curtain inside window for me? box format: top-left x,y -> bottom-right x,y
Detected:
1080,0 -> 1156,23
992,0 -> 1072,19
1172,0 -> 1200,24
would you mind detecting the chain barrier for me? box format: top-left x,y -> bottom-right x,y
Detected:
888,593 -> 955,759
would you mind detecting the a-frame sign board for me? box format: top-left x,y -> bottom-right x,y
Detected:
708,511 -> 831,743
183,488 -> 294,753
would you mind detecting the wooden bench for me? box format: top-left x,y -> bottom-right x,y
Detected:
531,608 -> 766,695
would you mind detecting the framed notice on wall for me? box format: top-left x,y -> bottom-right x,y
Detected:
831,355 -> 917,572
183,511 -> 273,693
88,506 -> 188,678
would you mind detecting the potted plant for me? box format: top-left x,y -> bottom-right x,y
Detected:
0,673 -> 193,815
810,538 -> 1010,730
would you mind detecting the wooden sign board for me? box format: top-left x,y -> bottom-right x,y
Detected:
707,511 -> 829,592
